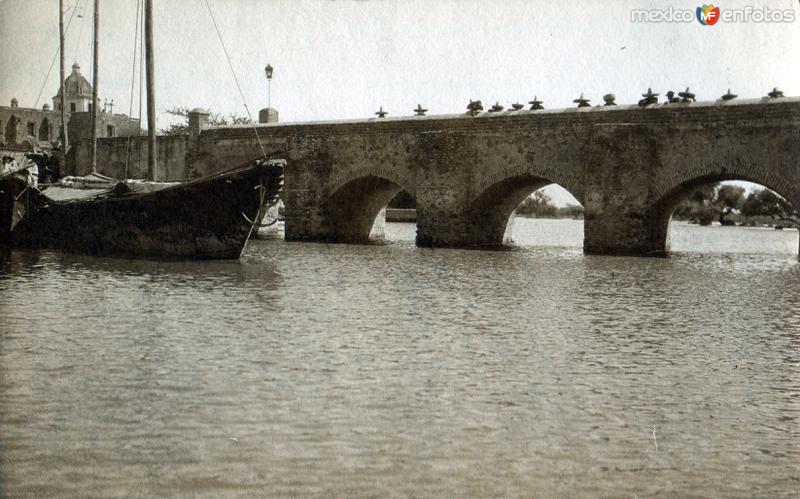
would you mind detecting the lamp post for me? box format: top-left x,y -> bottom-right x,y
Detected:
265,64 -> 273,108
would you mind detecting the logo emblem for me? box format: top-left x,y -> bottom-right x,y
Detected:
697,4 -> 721,25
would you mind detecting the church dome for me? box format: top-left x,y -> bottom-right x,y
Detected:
55,62 -> 92,97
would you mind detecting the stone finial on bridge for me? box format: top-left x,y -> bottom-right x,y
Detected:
489,102 -> 504,112
678,88 -> 696,102
528,97 -> 544,110
638,88 -> 659,107
510,102 -> 525,111
414,104 -> 428,116
721,89 -> 738,101
603,94 -> 617,106
375,106 -> 388,118
573,94 -> 591,108
665,90 -> 680,104
768,87 -> 785,99
466,99 -> 483,116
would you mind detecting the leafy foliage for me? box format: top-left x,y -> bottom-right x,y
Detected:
674,183 -> 798,227
740,188 -> 799,228
160,106 -> 253,136
516,191 -> 584,218
517,191 -> 556,217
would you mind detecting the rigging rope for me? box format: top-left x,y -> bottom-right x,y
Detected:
72,0 -> 86,64
33,3 -> 81,108
125,0 -> 143,179
202,0 -> 266,157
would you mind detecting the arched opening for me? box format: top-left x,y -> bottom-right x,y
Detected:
38,118 -> 51,141
652,177 -> 799,255
388,190 -> 415,209
321,175 -> 406,244
466,175 -> 584,248
384,190 -> 418,240
5,115 -> 20,145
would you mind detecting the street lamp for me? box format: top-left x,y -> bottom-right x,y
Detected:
264,64 -> 273,108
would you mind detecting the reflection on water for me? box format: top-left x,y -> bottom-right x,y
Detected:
1,220 -> 799,497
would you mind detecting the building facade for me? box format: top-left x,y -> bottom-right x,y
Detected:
0,62 -> 141,152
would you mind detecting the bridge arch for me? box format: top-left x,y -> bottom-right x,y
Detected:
464,174 -> 583,247
320,174 -> 409,243
648,161 -> 799,253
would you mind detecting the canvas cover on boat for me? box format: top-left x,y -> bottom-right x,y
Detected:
41,173 -> 180,203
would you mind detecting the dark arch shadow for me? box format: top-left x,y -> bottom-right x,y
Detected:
321,175 -> 405,244
650,174 -> 799,253
4,115 -> 20,145
388,190 -> 415,209
465,174 -> 583,248
38,118 -> 51,141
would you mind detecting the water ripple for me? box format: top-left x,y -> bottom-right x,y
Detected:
1,221 -> 799,497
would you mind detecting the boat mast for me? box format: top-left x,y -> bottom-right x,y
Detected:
58,0 -> 69,158
145,0 -> 157,181
90,0 -> 99,173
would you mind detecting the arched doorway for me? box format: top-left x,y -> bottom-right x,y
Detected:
4,115 -> 20,145
38,118 -> 51,141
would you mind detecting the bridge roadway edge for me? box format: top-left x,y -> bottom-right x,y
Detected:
192,99 -> 800,255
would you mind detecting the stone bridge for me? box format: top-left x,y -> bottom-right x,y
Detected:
192,97 -> 800,256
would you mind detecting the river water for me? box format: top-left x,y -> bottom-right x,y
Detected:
1,219 -> 799,497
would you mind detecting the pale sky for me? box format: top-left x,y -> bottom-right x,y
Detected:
2,0 -> 799,203
2,0 -> 799,124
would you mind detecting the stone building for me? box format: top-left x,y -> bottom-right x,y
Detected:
0,98 -> 60,151
0,62 -> 141,152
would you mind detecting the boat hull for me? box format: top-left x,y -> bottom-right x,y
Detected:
0,175 -> 32,243
8,159 -> 283,260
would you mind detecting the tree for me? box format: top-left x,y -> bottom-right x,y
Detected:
740,188 -> 799,228
674,183 -> 748,226
558,204 -> 584,219
160,106 -> 253,136
516,190 -> 557,217
673,183 -> 719,225
715,184 -> 745,225
688,184 -> 717,205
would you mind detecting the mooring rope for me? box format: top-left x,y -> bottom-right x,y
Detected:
240,183 -> 268,258
202,0 -> 267,157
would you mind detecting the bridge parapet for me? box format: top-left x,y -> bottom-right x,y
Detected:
193,96 -> 800,255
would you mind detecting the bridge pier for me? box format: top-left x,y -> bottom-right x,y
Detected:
194,98 -> 800,256
582,123 -> 667,256
583,212 -> 667,256
416,184 -> 538,249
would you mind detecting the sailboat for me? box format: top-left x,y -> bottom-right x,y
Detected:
0,0 -> 283,260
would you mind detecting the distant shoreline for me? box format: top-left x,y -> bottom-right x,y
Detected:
387,208 -> 797,230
